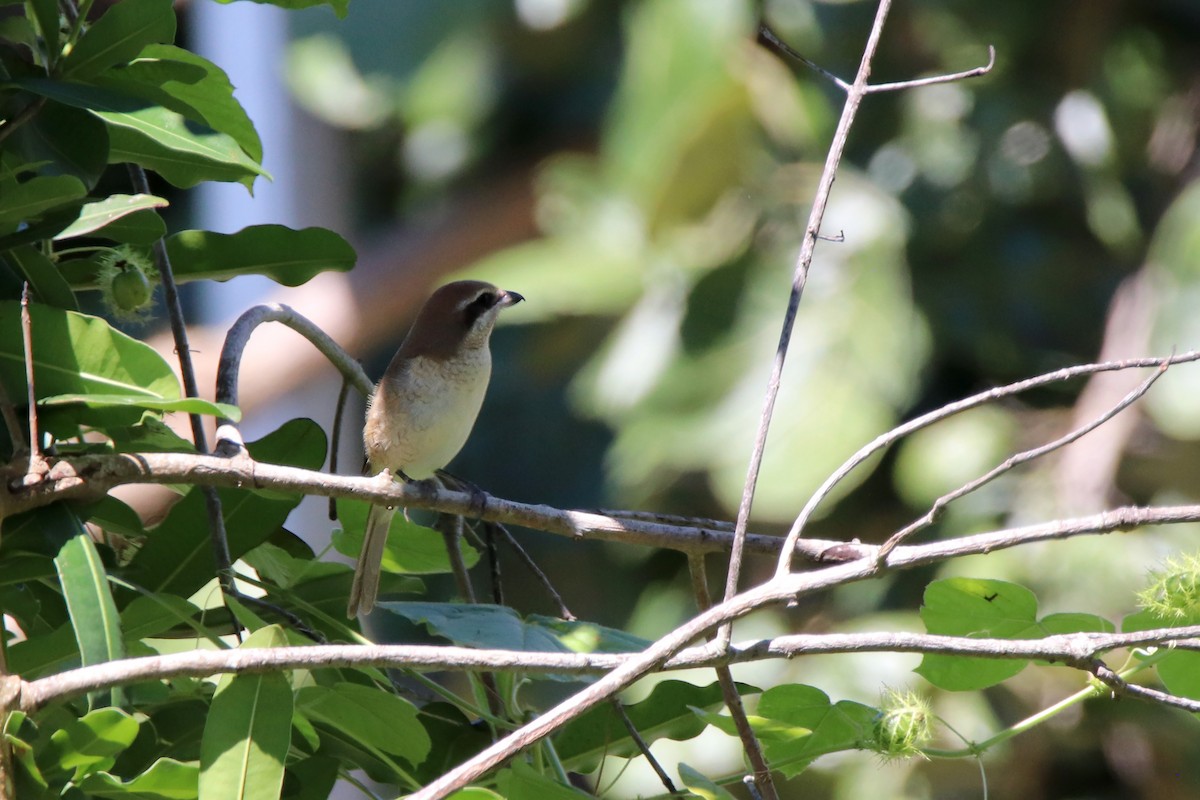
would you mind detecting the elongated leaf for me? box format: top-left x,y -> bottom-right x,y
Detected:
677,763 -> 737,800
199,627 -> 291,800
128,418 -> 325,596
55,530 -> 126,707
2,244 -> 78,309
39,393 -> 240,421
53,193 -> 169,240
0,301 -> 179,398
165,225 -> 355,286
76,757 -> 199,799
62,0 -> 176,78
0,174 -> 86,230
296,683 -> 430,766
27,0 -> 59,58
99,105 -> 267,190
44,707 -> 138,779
97,43 -> 262,162
12,100 -> 109,188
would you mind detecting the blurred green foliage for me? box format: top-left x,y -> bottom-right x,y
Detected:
286,0 -> 1200,795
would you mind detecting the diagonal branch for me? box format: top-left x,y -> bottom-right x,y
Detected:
875,357 -> 1171,562
775,350 -> 1200,577
724,0 -> 897,645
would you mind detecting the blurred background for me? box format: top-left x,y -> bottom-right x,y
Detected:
154,0 -> 1200,796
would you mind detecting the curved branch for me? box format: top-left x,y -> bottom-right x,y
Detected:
775,351 -> 1200,577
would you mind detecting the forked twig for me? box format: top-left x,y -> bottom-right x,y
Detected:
723,0 -> 901,646
875,357 -> 1171,562
775,351 -> 1200,578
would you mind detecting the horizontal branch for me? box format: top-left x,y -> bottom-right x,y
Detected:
8,452 -> 1200,568
19,624 -> 1200,712
3,450 -> 830,559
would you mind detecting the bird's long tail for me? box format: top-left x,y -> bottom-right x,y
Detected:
347,504 -> 395,617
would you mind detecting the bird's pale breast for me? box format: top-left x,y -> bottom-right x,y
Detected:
365,349 -> 492,479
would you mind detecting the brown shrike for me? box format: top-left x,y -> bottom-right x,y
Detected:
348,279 -> 524,617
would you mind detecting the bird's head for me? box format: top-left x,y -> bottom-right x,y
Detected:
398,280 -> 524,360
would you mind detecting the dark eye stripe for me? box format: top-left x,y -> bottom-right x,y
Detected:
462,291 -> 496,326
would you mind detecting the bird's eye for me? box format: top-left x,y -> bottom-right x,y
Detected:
462,291 -> 496,326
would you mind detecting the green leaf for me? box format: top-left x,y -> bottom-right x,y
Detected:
677,763 -> 737,800
75,757 -> 199,799
199,627 -> 292,800
11,100 -> 110,188
96,44 -> 262,162
62,0 -> 176,78
53,193 -> 169,241
381,602 -> 568,652
916,578 -> 1042,691
332,498 -> 479,575
95,209 -> 168,244
39,393 -> 240,422
210,0 -> 349,20
2,244 -> 78,309
165,225 -> 355,286
55,528 -> 126,708
99,104 -> 267,190
26,0 -> 59,60
753,684 -> 877,777
296,683 -> 430,766
495,760 -> 591,800
0,300 -> 179,398
43,707 -> 139,780
127,418 -> 325,596
554,680 -> 757,770
1154,650 -> 1200,700
0,174 -> 86,232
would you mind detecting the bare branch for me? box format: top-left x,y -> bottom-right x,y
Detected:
875,358 -> 1170,561
688,554 -> 778,800
865,45 -> 996,93
19,624 -> 1200,712
775,350 -> 1200,577
725,0 -> 898,645
20,285 -> 44,477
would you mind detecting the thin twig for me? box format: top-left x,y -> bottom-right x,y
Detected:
759,26 -> 850,91
490,522 -> 574,620
866,45 -> 996,93
689,554 -> 778,800
610,698 -> 677,794
775,350 -> 1200,577
484,523 -> 504,606
125,165 -> 240,635
0,97 -> 46,147
723,0 -> 898,647
19,285 -> 44,476
329,375 -> 354,520
875,357 -> 1171,562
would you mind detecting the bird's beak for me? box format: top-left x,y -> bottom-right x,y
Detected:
501,289 -> 525,307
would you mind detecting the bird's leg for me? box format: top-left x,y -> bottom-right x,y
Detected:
434,469 -> 488,519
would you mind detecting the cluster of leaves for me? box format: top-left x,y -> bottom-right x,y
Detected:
4,0 -> 1200,799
